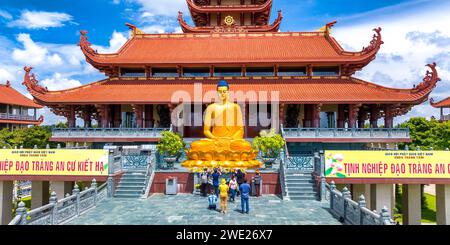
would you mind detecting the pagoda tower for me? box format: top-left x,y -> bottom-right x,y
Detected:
179,0 -> 282,33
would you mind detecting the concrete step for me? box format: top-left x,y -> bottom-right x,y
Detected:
285,179 -> 315,183
116,185 -> 146,190
289,196 -> 317,201
115,189 -> 143,195
286,186 -> 316,192
119,179 -> 146,184
289,191 -> 317,196
114,194 -> 141,198
285,182 -> 315,187
118,182 -> 146,187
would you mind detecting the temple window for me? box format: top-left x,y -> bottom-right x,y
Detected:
183,67 -> 210,77
0,104 -> 6,113
312,66 -> 340,76
246,67 -> 274,77
278,67 -> 307,76
214,67 -> 242,77
120,68 -> 146,77
152,68 -> 178,77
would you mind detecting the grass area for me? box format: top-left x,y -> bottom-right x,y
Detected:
394,185 -> 436,224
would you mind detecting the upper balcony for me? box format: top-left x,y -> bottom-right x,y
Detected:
0,113 -> 42,125
51,127 -> 171,143
281,127 -> 410,143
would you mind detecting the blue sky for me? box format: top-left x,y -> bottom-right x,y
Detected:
0,0 -> 449,125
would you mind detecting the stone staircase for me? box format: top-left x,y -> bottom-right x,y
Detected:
114,170 -> 147,198
285,170 -> 318,200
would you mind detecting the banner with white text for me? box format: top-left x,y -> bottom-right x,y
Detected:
0,149 -> 109,176
324,151 -> 450,179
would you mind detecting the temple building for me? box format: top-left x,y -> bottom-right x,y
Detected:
0,80 -> 43,131
22,0 -> 440,150
431,97 -> 450,121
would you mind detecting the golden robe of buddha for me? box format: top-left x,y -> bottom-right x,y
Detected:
182,81 -> 262,170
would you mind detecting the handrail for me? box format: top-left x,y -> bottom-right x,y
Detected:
282,127 -> 410,139
325,182 -> 395,225
9,179 -> 106,225
142,152 -> 155,198
0,113 -> 36,121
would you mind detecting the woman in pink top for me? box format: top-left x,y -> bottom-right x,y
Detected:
228,175 -> 238,202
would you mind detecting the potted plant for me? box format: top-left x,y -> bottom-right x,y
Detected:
156,131 -> 185,169
253,128 -> 285,168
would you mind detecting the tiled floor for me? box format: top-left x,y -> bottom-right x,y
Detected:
67,194 -> 341,225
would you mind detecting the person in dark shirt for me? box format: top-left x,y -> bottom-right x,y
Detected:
253,169 -> 262,197
211,168 -> 221,198
239,179 -> 251,214
235,169 -> 245,197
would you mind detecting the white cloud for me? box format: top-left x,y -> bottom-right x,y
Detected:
12,33 -> 49,65
40,73 -> 82,91
332,1 -> 450,124
131,0 -> 187,17
0,68 -> 15,82
0,10 -> 12,20
8,10 -> 73,29
95,31 -> 128,53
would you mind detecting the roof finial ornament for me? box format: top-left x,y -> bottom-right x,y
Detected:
5,80 -> 10,87
415,62 -> 440,91
318,21 -> 336,35
79,30 -> 97,55
22,66 -> 48,94
361,27 -> 384,54
125,23 -> 144,37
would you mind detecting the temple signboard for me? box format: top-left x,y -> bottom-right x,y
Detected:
0,149 -> 109,176
325,150 -> 450,179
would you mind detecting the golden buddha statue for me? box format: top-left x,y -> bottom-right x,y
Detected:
182,80 -> 262,170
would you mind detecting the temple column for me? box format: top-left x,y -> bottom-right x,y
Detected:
51,181 -> 73,200
83,107 -> 92,128
337,104 -> 345,128
402,184 -> 421,225
348,104 -> 361,128
384,104 -> 394,128
352,184 -> 371,209
0,181 -> 13,225
278,103 -> 285,132
134,105 -> 144,128
370,105 -> 379,128
67,105 -> 76,128
303,105 -> 312,128
112,105 -> 121,128
436,184 -> 450,225
31,181 -> 49,209
358,108 -> 368,128
169,104 -> 177,133
370,184 -> 394,216
312,104 -> 322,128
245,103 -> 250,138
145,105 -> 154,128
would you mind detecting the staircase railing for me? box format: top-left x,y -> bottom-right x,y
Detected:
325,181 -> 395,225
142,151 -> 156,198
279,124 -> 289,199
9,179 -> 106,225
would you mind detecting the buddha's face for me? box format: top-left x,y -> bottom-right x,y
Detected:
217,86 -> 229,102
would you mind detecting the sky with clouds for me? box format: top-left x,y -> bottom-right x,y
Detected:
0,0 -> 449,125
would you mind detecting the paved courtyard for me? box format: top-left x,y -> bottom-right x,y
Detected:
67,194 -> 341,225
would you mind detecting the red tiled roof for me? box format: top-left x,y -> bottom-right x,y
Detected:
28,76 -> 434,105
0,84 -> 42,108
80,30 -> 382,66
431,97 -> 450,108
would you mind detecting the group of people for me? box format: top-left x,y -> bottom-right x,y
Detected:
200,168 -> 262,214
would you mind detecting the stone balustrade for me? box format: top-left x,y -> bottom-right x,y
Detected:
282,127 -> 410,139
51,127 -> 170,139
326,181 -> 395,225
8,179 -> 107,225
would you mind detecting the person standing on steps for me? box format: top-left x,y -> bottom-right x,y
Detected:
200,168 -> 209,197
212,168 -> 221,198
228,175 -> 238,202
235,169 -> 245,197
239,179 -> 251,214
218,179 -> 229,214
253,169 -> 262,197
